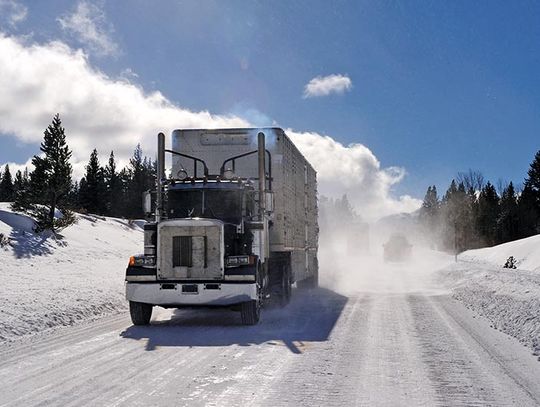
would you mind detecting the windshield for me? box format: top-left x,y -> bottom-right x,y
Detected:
167,189 -> 243,223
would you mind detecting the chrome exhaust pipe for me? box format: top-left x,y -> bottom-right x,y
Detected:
156,132 -> 165,222
257,131 -> 266,219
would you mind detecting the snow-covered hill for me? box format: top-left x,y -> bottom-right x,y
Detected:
439,234 -> 540,357
460,234 -> 540,273
0,203 -> 143,342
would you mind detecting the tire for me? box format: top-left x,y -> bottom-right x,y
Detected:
129,301 -> 153,325
311,266 -> 319,288
297,269 -> 319,289
240,300 -> 260,325
278,266 -> 292,307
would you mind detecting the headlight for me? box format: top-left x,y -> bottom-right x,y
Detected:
129,255 -> 156,267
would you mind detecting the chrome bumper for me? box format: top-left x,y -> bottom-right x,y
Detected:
125,282 -> 257,306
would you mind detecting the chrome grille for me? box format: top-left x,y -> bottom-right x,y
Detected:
173,236 -> 192,267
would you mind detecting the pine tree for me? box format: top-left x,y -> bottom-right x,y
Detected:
12,114 -> 75,232
477,182 -> 500,245
522,150 -> 540,233
12,168 -> 31,212
79,149 -> 107,215
497,182 -> 518,243
0,164 -> 14,202
518,184 -> 538,238
105,151 -> 122,217
440,180 -> 475,252
419,185 -> 440,246
124,145 -> 156,218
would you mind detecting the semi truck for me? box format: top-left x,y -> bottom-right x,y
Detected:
125,128 -> 318,325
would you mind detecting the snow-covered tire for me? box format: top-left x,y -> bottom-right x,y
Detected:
129,301 -> 153,325
240,300 -> 260,325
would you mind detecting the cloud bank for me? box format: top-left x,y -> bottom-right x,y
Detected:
288,130 -> 420,219
303,74 -> 352,98
0,33 -> 419,219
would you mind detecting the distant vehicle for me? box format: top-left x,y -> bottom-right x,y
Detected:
383,233 -> 412,262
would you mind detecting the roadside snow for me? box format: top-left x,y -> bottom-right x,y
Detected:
460,234 -> 540,272
438,235 -> 540,357
0,203 -> 142,343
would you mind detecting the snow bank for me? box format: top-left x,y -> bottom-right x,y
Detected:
460,234 -> 540,273
0,203 -> 143,342
438,234 -> 540,358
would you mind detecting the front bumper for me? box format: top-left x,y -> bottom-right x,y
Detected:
125,282 -> 257,306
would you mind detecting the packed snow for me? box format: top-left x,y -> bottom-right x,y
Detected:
439,235 -> 540,358
2,198 -> 540,366
0,203 -> 142,342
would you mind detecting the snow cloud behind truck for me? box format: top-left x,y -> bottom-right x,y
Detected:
125,128 -> 318,325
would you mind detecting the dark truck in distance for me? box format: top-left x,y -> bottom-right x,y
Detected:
383,233 -> 412,263
125,128 -> 318,325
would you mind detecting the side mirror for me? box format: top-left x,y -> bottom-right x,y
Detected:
265,191 -> 274,213
142,190 -> 152,214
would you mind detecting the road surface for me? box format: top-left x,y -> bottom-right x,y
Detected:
1,260 -> 540,406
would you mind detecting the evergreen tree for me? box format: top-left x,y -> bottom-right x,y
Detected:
497,182 -> 519,243
517,184 -> 538,238
476,182 -> 500,245
12,168 -> 31,212
66,180 -> 80,209
105,151 -> 123,217
0,164 -> 14,202
124,145 -> 156,218
13,170 -> 23,194
79,149 -> 107,215
420,185 -> 440,246
522,150 -> 540,233
441,180 -> 474,252
12,114 -> 75,232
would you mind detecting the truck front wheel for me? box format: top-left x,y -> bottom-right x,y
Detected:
129,301 -> 153,325
240,300 -> 260,325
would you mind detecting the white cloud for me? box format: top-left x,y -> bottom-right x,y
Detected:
0,33 -> 248,177
57,1 -> 119,57
303,74 -> 352,98
0,33 -> 419,220
288,130 -> 421,220
0,0 -> 27,27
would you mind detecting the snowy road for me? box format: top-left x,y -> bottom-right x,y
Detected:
2,263 -> 540,406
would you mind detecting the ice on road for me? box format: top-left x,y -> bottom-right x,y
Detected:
1,255 -> 540,406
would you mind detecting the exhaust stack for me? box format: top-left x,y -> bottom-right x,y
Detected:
257,131 -> 266,219
156,132 -> 165,222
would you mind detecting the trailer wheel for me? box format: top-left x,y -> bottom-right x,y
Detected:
129,301 -> 153,325
241,300 -> 260,325
297,269 -> 319,289
278,266 -> 292,307
311,266 -> 319,288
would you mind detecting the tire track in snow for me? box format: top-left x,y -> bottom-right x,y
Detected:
410,295 -> 540,406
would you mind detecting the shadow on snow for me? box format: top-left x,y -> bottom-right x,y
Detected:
120,287 -> 348,354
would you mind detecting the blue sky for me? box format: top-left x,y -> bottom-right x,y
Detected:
1,0 -> 540,206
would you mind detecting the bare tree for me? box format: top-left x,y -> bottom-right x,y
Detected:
457,169 -> 485,192
496,178 -> 509,197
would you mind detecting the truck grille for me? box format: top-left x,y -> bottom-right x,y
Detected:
173,236 -> 192,267
158,219 -> 223,280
